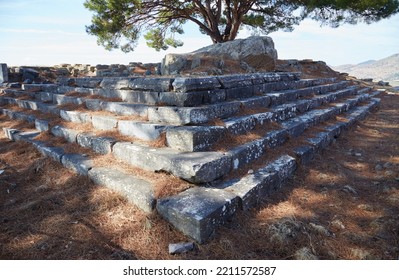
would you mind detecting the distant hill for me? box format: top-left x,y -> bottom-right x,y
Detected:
332,53 -> 399,83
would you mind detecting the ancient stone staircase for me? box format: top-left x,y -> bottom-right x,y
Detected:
0,72 -> 380,243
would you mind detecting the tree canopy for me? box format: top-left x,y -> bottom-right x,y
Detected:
84,0 -> 399,52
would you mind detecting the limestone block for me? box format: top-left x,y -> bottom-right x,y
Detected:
293,146 -> 315,165
166,126 -> 225,152
100,77 -> 131,89
91,115 -> 118,130
223,168 -> 280,210
157,187 -> 240,243
240,95 -> 271,109
225,85 -> 254,100
112,142 -> 176,172
225,115 -> 257,135
85,99 -> 103,111
61,153 -> 94,176
60,110 -> 91,123
33,142 -> 65,162
38,92 -> 54,102
128,77 -> 173,92
13,131 -> 40,142
263,129 -> 288,149
102,102 -> 148,117
51,125 -> 78,143
227,139 -> 267,170
91,137 -> 116,154
88,167 -> 155,213
217,74 -> 254,89
281,119 -> 306,137
118,121 -> 166,141
159,91 -> 204,106
77,133 -> 95,149
35,119 -> 50,132
2,128 -> 19,140
169,152 -> 232,183
37,104 -> 60,115
202,89 -> 226,104
172,77 -> 221,93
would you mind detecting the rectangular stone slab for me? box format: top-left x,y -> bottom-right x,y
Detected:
166,126 -> 225,152
88,167 -> 155,213
118,121 -> 166,141
91,115 -> 118,130
61,153 -> 94,176
157,187 -> 240,243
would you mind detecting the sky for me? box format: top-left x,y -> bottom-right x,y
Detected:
0,0 -> 398,67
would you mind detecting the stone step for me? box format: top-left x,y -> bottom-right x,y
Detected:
156,97 -> 380,243
2,125 -> 156,213
1,89 -> 379,185
147,82 -> 353,125
52,74 -> 335,107
112,95 -> 379,183
0,95 -> 168,141
165,86 -> 366,152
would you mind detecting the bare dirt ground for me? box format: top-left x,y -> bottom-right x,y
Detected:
0,91 -> 398,260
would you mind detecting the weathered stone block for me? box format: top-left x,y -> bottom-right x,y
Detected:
281,119 -> 306,137
33,142 -> 65,162
293,146 -> 315,165
88,167 -> 155,213
37,103 -> 60,115
85,99 -> 103,111
223,168 -> 279,210
118,121 -> 166,141
102,102 -> 148,117
217,74 -> 253,89
240,95 -> 271,109
91,115 -> 118,130
202,89 -> 226,104
172,77 -> 221,93
227,139 -> 266,170
128,77 -> 173,92
35,119 -> 50,132
16,99 -> 39,110
61,153 -> 94,175
157,187 -> 240,243
170,152 -> 232,183
76,133 -> 95,149
263,155 -> 297,187
225,115 -> 257,135
2,128 -> 19,140
225,85 -> 254,100
113,142 -> 231,183
166,126 -> 225,152
264,129 -> 288,148
13,131 -> 40,142
100,77 -> 131,89
53,94 -> 85,105
112,142 -> 176,172
92,137 -> 116,154
38,92 -> 54,102
51,125 -> 78,143
60,110 -> 91,123
159,91 -> 204,106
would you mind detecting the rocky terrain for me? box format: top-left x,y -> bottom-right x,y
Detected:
333,53 -> 399,86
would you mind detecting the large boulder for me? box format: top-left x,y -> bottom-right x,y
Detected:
161,36 -> 278,75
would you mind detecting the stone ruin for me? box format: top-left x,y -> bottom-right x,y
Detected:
0,38 -> 381,243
